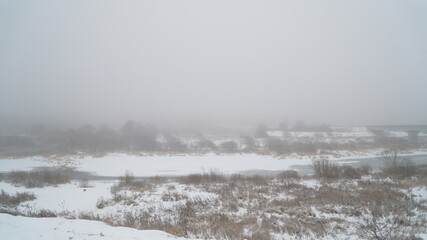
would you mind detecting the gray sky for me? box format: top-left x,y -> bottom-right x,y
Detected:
1,0 -> 427,128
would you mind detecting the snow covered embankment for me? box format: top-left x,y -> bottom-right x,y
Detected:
0,213 -> 197,240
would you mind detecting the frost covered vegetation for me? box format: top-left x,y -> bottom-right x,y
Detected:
0,190 -> 35,207
2,162 -> 426,240
1,122 -> 425,158
89,169 -> 427,240
0,170 -> 69,188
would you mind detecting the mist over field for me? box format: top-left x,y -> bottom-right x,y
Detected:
1,2 -> 427,240
1,0 -> 427,131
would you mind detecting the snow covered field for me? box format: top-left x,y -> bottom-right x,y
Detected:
2,150 -> 427,178
0,181 -> 113,213
0,154 -> 311,177
1,129 -> 427,240
0,213 -> 195,240
1,175 -> 426,240
1,174 -> 427,239
74,154 -> 311,177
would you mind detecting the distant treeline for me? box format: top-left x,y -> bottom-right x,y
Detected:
0,121 -> 419,157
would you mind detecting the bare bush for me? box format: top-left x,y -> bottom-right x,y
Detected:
312,159 -> 340,179
178,171 -> 226,185
122,170 -> 135,184
2,170 -> 69,188
278,170 -> 300,186
219,141 -> 238,153
400,158 -> 416,178
161,192 -> 188,202
341,166 -> 363,179
379,149 -> 402,176
78,211 -> 101,221
312,159 -> 371,180
379,150 -> 416,178
248,230 -> 271,240
164,136 -> 188,152
359,164 -> 372,175
96,197 -> 109,209
29,209 -> 57,218
111,171 -> 165,194
0,190 -> 36,207
358,212 -> 417,240
416,164 -> 427,179
79,178 -> 91,188
0,208 -> 56,218
193,139 -> 217,152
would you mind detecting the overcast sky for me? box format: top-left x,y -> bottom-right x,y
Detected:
1,0 -> 427,129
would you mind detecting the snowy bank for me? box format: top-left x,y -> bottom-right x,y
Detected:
0,213 -> 196,240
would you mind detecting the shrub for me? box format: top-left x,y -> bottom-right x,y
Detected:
0,208 -> 56,218
79,178 -> 91,188
341,166 -> 362,179
379,150 -> 416,178
399,158 -> 416,178
312,159 -> 371,180
122,170 -> 135,185
278,170 -> 300,179
194,139 -> 218,152
0,190 -> 36,207
312,159 -> 340,179
111,171 -> 166,194
4,170 -> 69,188
220,141 -> 238,153
29,209 -> 57,218
178,171 -> 226,185
278,170 -> 300,186
96,197 -> 109,209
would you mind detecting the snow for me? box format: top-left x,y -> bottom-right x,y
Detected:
412,186 -> 427,202
266,131 -> 284,137
267,127 -> 375,138
2,150 -> 427,177
0,154 -> 313,177
1,174 -> 426,239
0,213 -> 196,240
1,126 -> 427,239
0,181 -> 113,213
0,156 -> 78,172
0,157 -> 51,172
78,153 -> 314,176
417,233 -> 427,240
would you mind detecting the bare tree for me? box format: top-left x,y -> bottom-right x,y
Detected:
254,124 -> 268,138
378,149 -> 401,176
378,149 -> 415,178
241,136 -> 257,152
312,158 -> 340,179
220,141 -> 238,153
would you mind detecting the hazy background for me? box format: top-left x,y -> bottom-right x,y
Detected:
1,0 -> 427,130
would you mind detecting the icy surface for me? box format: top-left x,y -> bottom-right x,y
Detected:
75,153 -> 312,176
0,154 -> 313,177
2,150 -> 427,177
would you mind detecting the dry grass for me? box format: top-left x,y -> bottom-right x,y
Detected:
111,172 -> 166,194
0,208 -> 56,218
104,171 -> 424,239
312,159 -> 371,180
3,169 -> 424,240
2,170 -> 69,188
178,171 -> 226,185
81,179 -> 424,240
0,190 -> 36,207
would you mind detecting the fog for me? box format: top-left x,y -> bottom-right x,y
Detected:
1,0 -> 427,130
